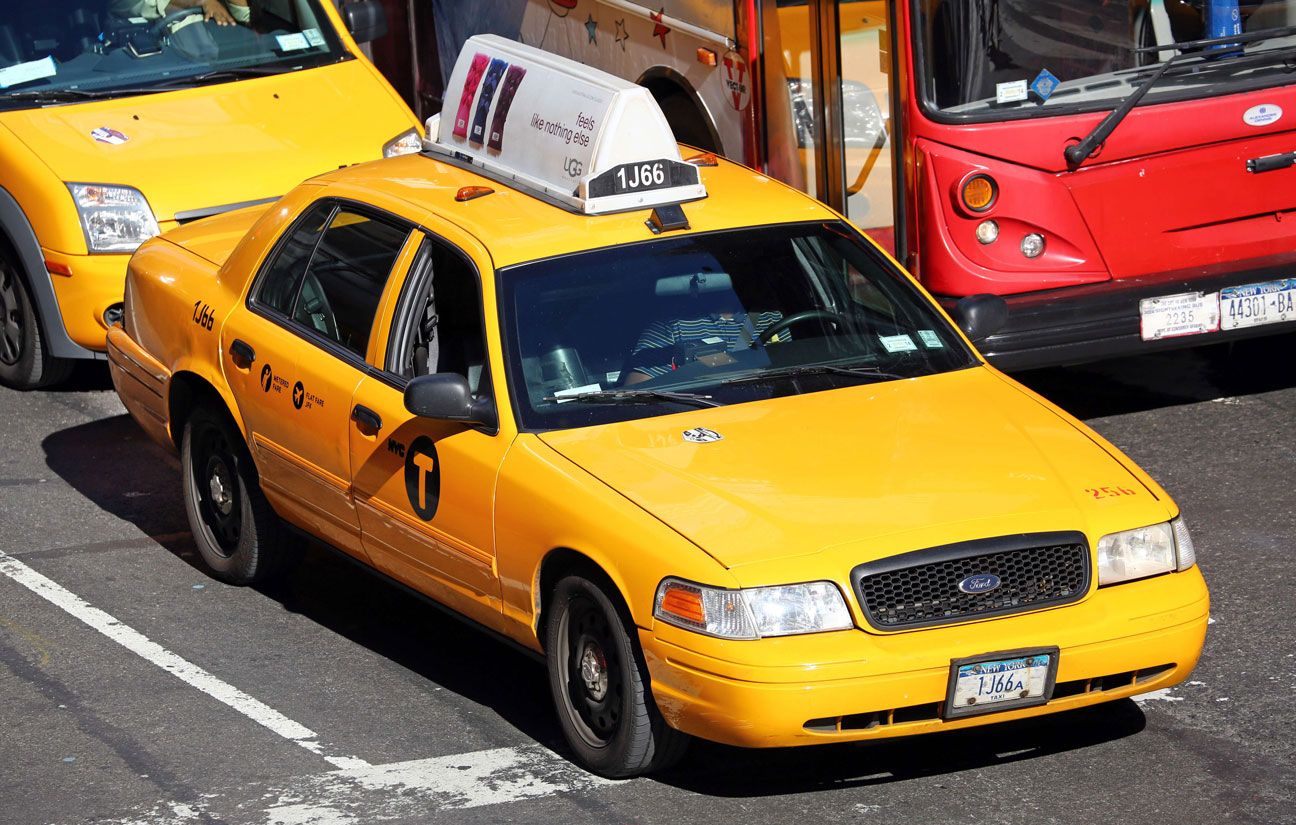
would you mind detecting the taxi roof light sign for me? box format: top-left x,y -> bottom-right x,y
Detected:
425,34 -> 706,215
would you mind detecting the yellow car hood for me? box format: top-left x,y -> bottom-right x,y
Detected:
538,367 -> 1167,574
1,60 -> 410,223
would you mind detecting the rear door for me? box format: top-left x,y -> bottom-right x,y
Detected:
222,198 -> 419,559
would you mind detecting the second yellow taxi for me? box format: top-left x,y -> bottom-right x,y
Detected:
107,36 -> 1208,777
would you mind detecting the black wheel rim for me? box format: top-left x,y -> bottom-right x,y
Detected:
0,267 -> 24,367
192,425 -> 241,557
561,593 -> 624,748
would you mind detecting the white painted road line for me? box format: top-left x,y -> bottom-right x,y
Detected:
84,745 -> 614,825
0,548 -> 368,770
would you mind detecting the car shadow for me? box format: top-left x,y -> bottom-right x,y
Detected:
1013,331 -> 1296,420
42,414 -> 1151,792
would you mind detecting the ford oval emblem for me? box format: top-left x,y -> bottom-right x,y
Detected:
958,573 -> 1002,595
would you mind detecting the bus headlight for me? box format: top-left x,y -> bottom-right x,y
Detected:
654,577 -> 853,639
67,184 -> 160,253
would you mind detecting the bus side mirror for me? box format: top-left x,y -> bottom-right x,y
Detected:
342,0 -> 388,44
404,374 -> 496,430
952,294 -> 1008,343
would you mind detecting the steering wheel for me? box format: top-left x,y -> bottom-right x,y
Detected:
756,309 -> 850,346
150,6 -> 205,35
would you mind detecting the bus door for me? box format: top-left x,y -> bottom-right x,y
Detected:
766,0 -> 900,256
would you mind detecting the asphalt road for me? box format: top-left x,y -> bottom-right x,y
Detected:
1,335 -> 1293,825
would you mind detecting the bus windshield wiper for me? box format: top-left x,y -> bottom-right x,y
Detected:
543,389 -> 721,408
722,362 -> 906,387
1065,25 -> 1296,169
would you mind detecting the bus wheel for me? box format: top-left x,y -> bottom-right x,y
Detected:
656,91 -> 719,154
546,570 -> 689,778
0,254 -> 71,390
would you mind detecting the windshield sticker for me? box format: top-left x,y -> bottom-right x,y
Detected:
553,382 -> 602,403
0,56 -> 56,90
303,28 -> 325,47
917,330 -> 943,349
878,334 -> 917,353
1029,69 -> 1060,102
995,80 -> 1028,104
1243,104 -> 1282,127
276,32 -> 310,52
90,127 -> 128,145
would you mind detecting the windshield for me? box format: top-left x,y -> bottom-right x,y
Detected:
500,222 -> 976,431
916,0 -> 1296,120
0,0 -> 347,110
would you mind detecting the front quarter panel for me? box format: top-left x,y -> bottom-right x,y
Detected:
494,433 -> 738,652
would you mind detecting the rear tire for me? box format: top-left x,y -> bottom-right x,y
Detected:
0,255 -> 72,390
181,405 -> 285,584
546,570 -> 689,777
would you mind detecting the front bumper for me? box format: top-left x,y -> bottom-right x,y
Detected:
641,567 -> 1208,748
44,250 -> 131,353
942,264 -> 1296,371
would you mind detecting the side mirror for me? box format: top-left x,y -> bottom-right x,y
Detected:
952,293 -> 1008,343
404,373 -> 497,430
342,0 -> 388,44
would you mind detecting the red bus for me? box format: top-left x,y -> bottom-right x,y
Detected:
371,0 -> 1296,368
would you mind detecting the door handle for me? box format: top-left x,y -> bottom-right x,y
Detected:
229,339 -> 255,369
351,404 -> 382,433
1247,151 -> 1296,173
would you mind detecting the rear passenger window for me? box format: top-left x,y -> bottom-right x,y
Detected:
295,209 -> 409,356
254,201 -> 410,358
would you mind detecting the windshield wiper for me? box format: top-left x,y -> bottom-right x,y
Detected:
543,389 -> 721,408
722,363 -> 906,388
1066,26 -> 1296,169
1,89 -> 114,103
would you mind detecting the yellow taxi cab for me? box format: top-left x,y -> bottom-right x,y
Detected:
107,35 -> 1209,778
0,0 -> 420,389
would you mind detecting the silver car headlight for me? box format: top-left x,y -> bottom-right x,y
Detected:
383,128 -> 423,158
653,577 -> 853,640
67,183 -> 160,253
1096,516 -> 1196,586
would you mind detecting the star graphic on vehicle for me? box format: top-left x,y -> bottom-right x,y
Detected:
614,18 -> 628,50
650,9 -> 669,48
585,13 -> 597,44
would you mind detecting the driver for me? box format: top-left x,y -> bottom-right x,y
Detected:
624,272 -> 785,385
110,0 -> 251,26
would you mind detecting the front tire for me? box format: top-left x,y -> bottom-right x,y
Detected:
0,255 -> 72,390
546,571 -> 689,777
181,406 -> 284,584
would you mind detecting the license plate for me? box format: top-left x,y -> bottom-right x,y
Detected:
1139,291 -> 1220,340
944,648 -> 1057,719
1220,278 -> 1296,330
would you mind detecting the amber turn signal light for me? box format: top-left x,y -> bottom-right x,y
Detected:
455,186 -> 494,202
960,174 -> 997,213
658,582 -> 706,625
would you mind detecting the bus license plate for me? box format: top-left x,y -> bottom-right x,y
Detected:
1139,292 -> 1220,340
945,651 -> 1054,719
1220,278 -> 1296,330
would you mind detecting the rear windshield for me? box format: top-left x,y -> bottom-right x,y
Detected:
0,0 -> 348,110
499,222 -> 976,431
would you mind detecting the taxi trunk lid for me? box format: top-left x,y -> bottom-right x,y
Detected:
537,367 -> 1165,573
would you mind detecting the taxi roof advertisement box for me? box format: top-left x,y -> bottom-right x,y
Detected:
426,35 -> 705,215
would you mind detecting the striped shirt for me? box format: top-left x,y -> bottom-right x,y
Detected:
631,311 -> 785,378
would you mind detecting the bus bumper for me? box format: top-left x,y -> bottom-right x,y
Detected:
942,264 -> 1296,371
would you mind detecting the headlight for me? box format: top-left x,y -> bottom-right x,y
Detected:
1097,517 -> 1196,585
67,184 -> 160,253
653,577 -> 853,640
383,128 -> 423,158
